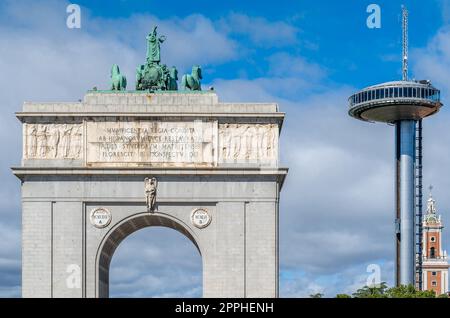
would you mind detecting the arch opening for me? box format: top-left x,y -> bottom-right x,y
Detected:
97,213 -> 202,298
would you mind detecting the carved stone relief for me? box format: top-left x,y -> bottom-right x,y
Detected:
24,123 -> 83,159
218,124 -> 278,164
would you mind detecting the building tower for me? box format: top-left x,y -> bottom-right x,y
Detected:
348,6 -> 443,287
421,187 -> 449,295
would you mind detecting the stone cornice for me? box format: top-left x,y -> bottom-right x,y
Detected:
16,112 -> 285,120
12,166 -> 289,188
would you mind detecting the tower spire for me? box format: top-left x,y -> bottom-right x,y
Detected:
402,5 -> 409,81
427,185 -> 436,215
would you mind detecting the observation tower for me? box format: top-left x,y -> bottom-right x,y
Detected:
348,7 -> 443,287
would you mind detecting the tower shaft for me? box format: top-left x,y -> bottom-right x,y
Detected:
395,120 -> 416,285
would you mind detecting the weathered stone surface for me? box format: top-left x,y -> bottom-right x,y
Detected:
86,120 -> 216,167
19,92 -> 282,168
24,123 -> 83,160
21,92 -> 278,113
218,123 -> 278,166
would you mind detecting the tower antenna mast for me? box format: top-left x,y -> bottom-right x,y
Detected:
402,5 -> 409,81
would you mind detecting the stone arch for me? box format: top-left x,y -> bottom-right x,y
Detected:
95,212 -> 202,298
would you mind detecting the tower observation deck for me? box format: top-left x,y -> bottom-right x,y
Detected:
349,80 -> 441,123
348,6 -> 443,288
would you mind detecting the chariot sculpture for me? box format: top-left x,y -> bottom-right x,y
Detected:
107,25 -> 202,92
135,26 -> 179,91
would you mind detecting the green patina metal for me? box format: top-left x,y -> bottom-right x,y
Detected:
101,25 -> 204,92
136,26 -> 179,91
167,66 -> 178,91
181,65 -> 202,91
110,64 -> 127,91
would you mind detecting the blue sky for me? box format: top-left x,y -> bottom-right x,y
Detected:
1,0 -> 450,297
71,0 -> 444,87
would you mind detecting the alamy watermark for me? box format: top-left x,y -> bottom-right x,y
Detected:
66,264 -> 81,289
66,4 -> 81,29
366,4 -> 381,29
366,264 -> 381,287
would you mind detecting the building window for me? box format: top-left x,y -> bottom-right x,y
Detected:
432,271 -> 437,276
431,281 -> 437,287
430,247 -> 436,258
430,236 -> 436,242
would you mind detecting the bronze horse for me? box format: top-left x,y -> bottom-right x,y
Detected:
181,65 -> 202,91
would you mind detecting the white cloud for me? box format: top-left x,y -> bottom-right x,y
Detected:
109,227 -> 202,298
0,286 -> 20,298
413,27 -> 450,94
219,13 -> 300,48
411,22 -> 450,238
100,13 -> 239,73
267,52 -> 327,81
281,260 -> 395,298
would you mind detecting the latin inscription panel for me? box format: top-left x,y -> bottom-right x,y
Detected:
86,120 -> 217,167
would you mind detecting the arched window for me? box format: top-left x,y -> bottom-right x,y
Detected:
430,247 -> 436,259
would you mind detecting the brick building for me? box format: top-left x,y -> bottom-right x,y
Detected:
421,191 -> 449,295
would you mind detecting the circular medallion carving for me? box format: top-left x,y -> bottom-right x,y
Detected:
90,207 -> 112,228
191,208 -> 211,229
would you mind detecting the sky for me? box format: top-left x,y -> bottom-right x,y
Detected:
1,0 -> 450,298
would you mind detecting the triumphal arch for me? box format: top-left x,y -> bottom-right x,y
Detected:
12,27 -> 287,298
